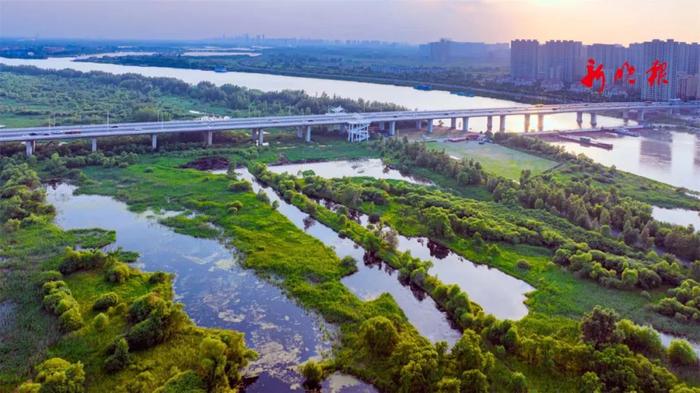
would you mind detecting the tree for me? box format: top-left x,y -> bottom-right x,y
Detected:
452,330 -> 488,372
668,339 -> 698,367
579,372 -> 602,393
360,316 -> 399,356
615,319 -> 662,357
435,377 -> 460,393
581,306 -> 619,348
460,369 -> 489,393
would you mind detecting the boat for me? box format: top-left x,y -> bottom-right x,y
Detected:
213,66 -> 227,73
612,128 -> 640,137
414,84 -> 432,91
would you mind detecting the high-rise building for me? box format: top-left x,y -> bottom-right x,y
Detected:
678,74 -> 698,99
510,39 -> 539,80
542,40 -> 585,84
586,44 -> 625,86
689,43 -> 700,75
627,43 -> 645,90
640,39 -> 684,101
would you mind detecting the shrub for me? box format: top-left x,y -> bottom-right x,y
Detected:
301,360 -> 323,388
256,189 -> 270,203
668,339 -> 698,367
41,280 -> 68,296
59,307 -> 84,332
59,247 -> 109,274
93,313 -> 109,332
149,271 -> 169,284
616,319 -> 662,357
228,180 -> 251,192
93,292 -> 120,311
516,259 -> 531,270
3,218 -> 21,232
105,262 -> 130,283
104,338 -> 130,373
128,292 -> 162,323
19,358 -> 85,393
581,306 -> 619,348
510,372 -> 528,393
36,270 -> 62,286
125,301 -> 187,350
340,256 -> 357,274
359,316 -> 399,356
43,290 -> 72,313
227,200 -> 244,213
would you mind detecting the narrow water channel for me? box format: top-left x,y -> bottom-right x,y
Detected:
46,183 -> 342,392
226,168 -> 462,345
265,159 -> 534,320
330,201 -> 534,321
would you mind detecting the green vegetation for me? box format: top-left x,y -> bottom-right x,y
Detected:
0,162 -> 255,392
251,160 -> 700,391
427,141 -> 558,181
0,65 -> 403,130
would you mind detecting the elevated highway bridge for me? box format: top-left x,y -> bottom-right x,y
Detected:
1,101 -> 698,156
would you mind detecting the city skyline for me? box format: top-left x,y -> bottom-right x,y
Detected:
0,0 -> 698,45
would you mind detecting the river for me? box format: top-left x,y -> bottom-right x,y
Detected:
46,183 -> 377,392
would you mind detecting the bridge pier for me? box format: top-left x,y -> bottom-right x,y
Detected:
25,141 -> 33,157
576,111 -> 583,126
537,114 -> 544,132
296,126 -> 303,139
427,119 -> 434,133
415,120 -> 422,129
524,114 -> 531,132
91,138 -> 97,152
638,110 -> 645,122
499,115 -> 506,132
257,129 -> 264,145
389,121 -> 396,136
590,113 -> 598,128
151,134 -> 158,151
206,131 -> 213,146
486,116 -> 493,132
305,126 -> 312,143
450,118 -> 457,129
379,122 -> 385,131
251,128 -> 257,141
622,110 -> 630,125
462,117 -> 469,132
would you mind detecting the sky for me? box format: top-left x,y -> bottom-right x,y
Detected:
0,0 -> 698,45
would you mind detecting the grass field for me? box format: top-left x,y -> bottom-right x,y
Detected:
427,141 -> 559,180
